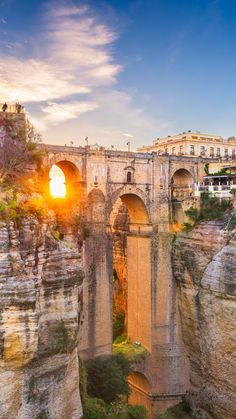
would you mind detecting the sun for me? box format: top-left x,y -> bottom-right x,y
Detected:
49,165 -> 66,198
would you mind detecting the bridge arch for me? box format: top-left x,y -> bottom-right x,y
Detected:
110,189 -> 152,351
128,372 -> 151,412
47,159 -> 82,201
171,168 -> 194,201
171,168 -> 194,186
109,185 -> 151,225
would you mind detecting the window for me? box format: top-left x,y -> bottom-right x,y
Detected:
224,149 -> 228,156
127,171 -> 132,183
200,146 -> 205,156
210,147 -> 214,157
172,147 -> 176,155
190,145 -> 195,155
216,148 -> 221,157
179,145 -> 183,155
232,149 -> 235,158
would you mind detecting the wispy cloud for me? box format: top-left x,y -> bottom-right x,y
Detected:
0,2 -> 121,127
42,100 -> 98,124
0,1 -> 171,145
122,132 -> 134,138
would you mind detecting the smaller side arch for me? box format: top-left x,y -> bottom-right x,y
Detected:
171,168 -> 194,201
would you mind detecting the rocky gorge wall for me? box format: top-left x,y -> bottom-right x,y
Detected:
172,220 -> 236,419
0,217 -> 83,419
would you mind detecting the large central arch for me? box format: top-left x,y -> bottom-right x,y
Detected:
110,190 -> 152,351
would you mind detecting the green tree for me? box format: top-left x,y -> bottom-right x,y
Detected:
83,397 -> 108,419
185,206 -> 199,221
86,354 -> 131,403
204,163 -> 209,175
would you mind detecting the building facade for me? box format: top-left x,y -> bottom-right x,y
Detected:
138,131 -> 236,160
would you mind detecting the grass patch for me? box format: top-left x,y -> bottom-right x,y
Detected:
113,337 -> 149,363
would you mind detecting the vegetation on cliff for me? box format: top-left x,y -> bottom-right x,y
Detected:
0,115 -> 48,222
0,114 -> 43,184
81,354 -> 148,418
113,336 -> 149,363
184,192 -> 233,230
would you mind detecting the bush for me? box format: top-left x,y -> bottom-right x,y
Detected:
113,338 -> 149,363
106,402 -> 148,419
185,206 -> 198,221
184,193 -> 233,226
83,397 -> 108,419
86,354 -> 131,403
127,405 -> 148,418
182,222 -> 193,231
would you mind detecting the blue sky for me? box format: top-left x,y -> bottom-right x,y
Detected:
0,0 -> 236,149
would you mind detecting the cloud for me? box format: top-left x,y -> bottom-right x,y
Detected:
0,58 -> 90,102
42,100 -> 98,124
1,17 -> 6,23
0,1 -> 172,145
0,2 -> 121,125
122,132 -> 134,138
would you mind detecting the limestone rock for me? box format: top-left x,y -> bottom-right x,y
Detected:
0,218 -> 83,419
172,221 -> 236,419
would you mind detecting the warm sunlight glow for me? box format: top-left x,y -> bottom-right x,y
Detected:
49,165 -> 66,198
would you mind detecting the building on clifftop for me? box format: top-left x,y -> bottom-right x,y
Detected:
138,130 -> 236,160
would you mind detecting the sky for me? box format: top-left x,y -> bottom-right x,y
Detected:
0,0 -> 236,150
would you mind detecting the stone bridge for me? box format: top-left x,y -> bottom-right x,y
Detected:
41,144 -> 208,414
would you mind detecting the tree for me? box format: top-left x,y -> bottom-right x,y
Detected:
204,163 -> 209,175
0,114 -> 42,183
86,354 -> 131,403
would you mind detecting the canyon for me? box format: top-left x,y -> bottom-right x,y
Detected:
0,113 -> 235,418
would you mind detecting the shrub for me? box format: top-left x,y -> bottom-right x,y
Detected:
83,397 -> 108,419
127,405 -> 148,418
185,206 -> 199,221
184,193 -> 233,226
204,163 -> 209,175
106,402 -> 148,419
86,354 -> 131,403
113,338 -> 149,363
182,222 -> 193,231
114,334 -> 127,344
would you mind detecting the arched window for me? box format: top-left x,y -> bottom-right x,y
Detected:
127,171 -> 132,183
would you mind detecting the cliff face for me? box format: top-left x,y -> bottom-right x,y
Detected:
172,221 -> 236,419
0,218 -> 83,419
